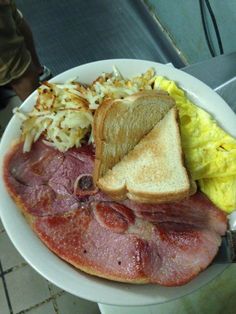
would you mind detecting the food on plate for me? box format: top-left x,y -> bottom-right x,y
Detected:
97,108 -> 191,203
4,138 -> 227,285
93,90 -> 175,183
154,76 -> 236,213
14,68 -> 157,153
14,82 -> 94,153
199,176 -> 236,214
14,68 -> 236,212
2,66 -> 234,286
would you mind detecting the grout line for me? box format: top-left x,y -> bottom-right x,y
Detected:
3,262 -> 28,275
48,283 -> 60,314
51,295 -> 60,314
16,290 -> 65,314
0,260 -> 13,314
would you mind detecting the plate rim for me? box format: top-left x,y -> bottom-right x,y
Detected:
0,58 -> 233,306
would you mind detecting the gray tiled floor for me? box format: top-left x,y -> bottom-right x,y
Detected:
0,218 -> 5,232
26,301 -> 56,314
6,265 -> 51,313
56,293 -> 99,314
0,231 -> 26,271
0,278 -> 10,314
47,281 -> 63,296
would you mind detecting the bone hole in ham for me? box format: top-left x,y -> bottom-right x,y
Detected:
93,202 -> 135,234
73,174 -> 98,197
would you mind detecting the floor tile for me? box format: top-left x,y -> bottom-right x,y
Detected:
47,281 -> 63,296
0,231 -> 25,271
5,265 -> 51,313
0,218 -> 4,233
56,291 -> 100,314
0,277 -> 11,314
26,301 -> 56,314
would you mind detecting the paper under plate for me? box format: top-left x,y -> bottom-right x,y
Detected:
0,59 -> 235,306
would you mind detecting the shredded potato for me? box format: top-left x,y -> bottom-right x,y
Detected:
14,67 -> 157,152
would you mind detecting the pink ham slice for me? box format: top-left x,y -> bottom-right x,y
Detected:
5,139 -> 64,185
4,137 -> 227,285
34,208 -> 150,283
34,201 -> 223,285
4,139 -> 94,216
125,193 -> 227,236
146,223 -> 221,285
93,202 -> 135,233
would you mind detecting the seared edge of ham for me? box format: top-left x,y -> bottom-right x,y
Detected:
3,138 -> 227,286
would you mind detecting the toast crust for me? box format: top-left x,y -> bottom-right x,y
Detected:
97,108 -> 191,203
93,90 -> 175,184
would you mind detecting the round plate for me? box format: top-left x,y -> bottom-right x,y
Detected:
0,59 -> 235,306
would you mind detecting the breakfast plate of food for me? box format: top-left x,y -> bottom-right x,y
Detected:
0,59 -> 235,306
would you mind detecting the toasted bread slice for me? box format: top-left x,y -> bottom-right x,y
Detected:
97,108 -> 190,203
93,91 -> 175,183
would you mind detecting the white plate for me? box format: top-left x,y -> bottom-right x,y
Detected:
0,59 -> 235,306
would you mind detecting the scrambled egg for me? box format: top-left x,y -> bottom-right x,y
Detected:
154,76 -> 236,213
15,67 -> 236,213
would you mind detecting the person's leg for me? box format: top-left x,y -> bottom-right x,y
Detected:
0,3 -> 40,100
10,61 -> 39,101
18,17 -> 44,76
0,3 -> 51,101
18,17 -> 52,81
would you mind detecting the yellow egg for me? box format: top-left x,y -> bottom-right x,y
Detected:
154,76 -> 236,213
199,176 -> 236,213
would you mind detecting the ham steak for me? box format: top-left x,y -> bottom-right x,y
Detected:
3,137 -> 227,286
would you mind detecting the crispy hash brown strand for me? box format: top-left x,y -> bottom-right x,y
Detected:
14,68 -> 157,153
